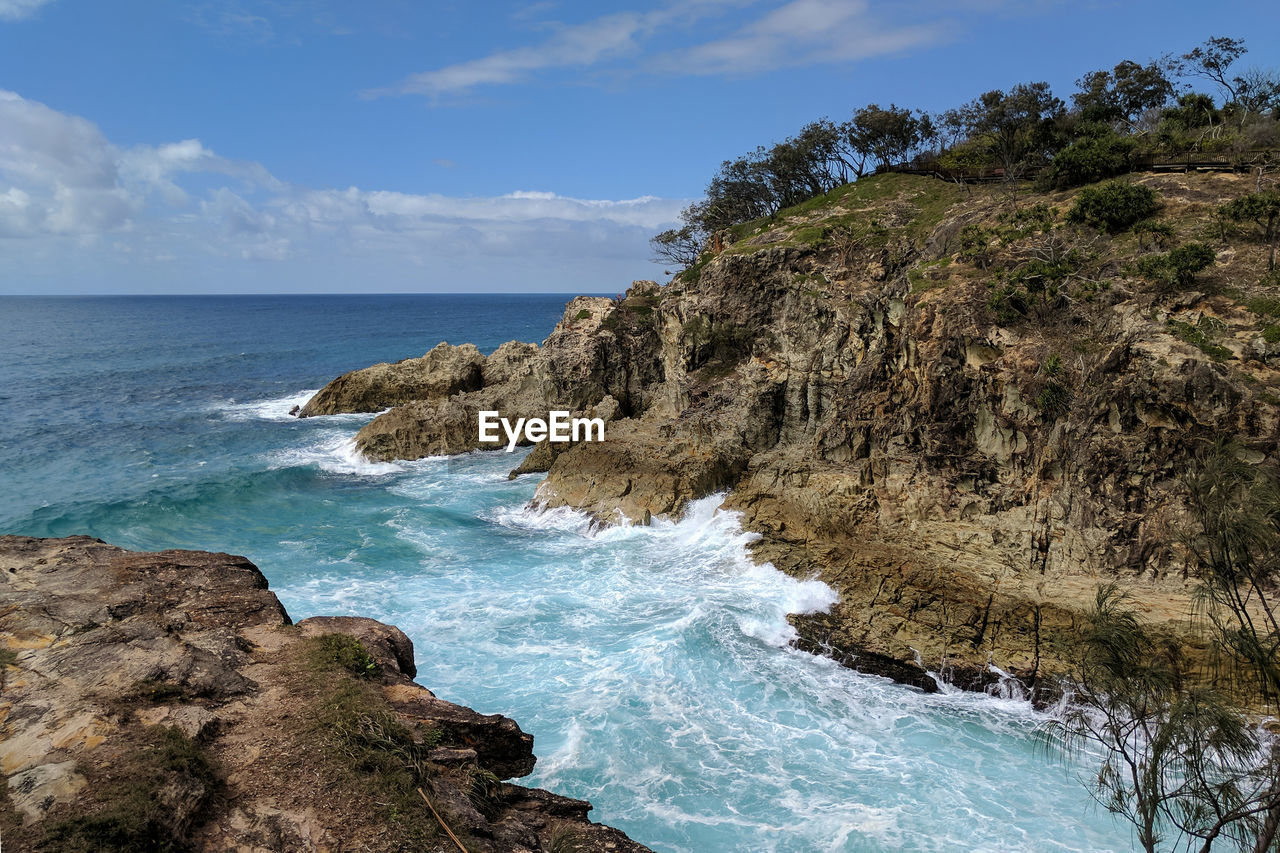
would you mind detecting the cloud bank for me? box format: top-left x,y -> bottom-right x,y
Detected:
0,90 -> 684,292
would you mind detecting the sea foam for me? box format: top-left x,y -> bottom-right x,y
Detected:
215,389 -> 318,421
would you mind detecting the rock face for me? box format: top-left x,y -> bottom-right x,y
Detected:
307,288 -> 666,462
296,342 -> 486,417
301,172 -> 1280,694
0,535 -> 650,853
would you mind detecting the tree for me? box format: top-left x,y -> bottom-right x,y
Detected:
935,108 -> 969,151
1221,191 -> 1280,270
961,82 -> 1066,177
1052,448 -> 1280,853
700,151 -> 776,231
796,118 -> 861,186
762,124 -> 847,210
1184,448 -> 1280,699
848,103 -> 934,171
649,222 -> 704,268
1051,586 -> 1274,853
1181,37 -> 1249,104
1074,59 -> 1176,130
1161,92 -> 1224,131
1235,69 -> 1280,121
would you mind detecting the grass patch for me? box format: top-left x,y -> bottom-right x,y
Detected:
1169,319 -> 1233,361
909,258 -> 953,292
129,678 -> 192,704
308,632 -> 381,680
575,309 -> 591,320
724,174 -> 962,253
1247,296 -> 1280,319
679,253 -> 713,284
0,647 -> 16,689
39,726 -> 217,853
792,225 -> 827,246
1036,381 -> 1071,417
298,634 -> 445,849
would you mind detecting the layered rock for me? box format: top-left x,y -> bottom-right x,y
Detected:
301,172 -> 1280,695
299,289 -> 666,462
0,535 -> 650,852
296,342 -> 486,417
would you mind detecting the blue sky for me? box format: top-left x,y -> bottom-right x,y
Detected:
0,0 -> 1277,294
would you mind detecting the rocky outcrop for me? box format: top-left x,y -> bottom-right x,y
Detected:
0,535 -> 650,853
325,288 -> 666,462
302,172 -> 1280,695
296,342 -> 486,417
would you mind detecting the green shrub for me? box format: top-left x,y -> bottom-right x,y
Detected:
1036,382 -> 1071,416
1133,220 -> 1175,251
987,283 -> 1027,325
575,309 -> 591,320
309,634 -> 380,680
1264,325 -> 1280,344
956,224 -> 995,268
1043,128 -> 1137,190
1133,242 -> 1216,290
985,253 -> 1077,325
1220,190 -> 1280,271
996,204 -> 1056,240
0,647 -> 16,689
1067,181 -> 1159,232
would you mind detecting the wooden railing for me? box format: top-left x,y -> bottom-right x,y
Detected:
875,149 -> 1276,185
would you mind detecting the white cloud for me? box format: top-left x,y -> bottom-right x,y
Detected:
0,90 -> 135,235
0,90 -> 684,291
655,0 -> 942,75
373,11 -> 656,99
0,0 -> 55,21
377,0 -> 943,98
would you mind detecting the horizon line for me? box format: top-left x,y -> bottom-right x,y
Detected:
0,290 -> 627,298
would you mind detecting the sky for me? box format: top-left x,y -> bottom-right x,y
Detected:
0,0 -> 1277,294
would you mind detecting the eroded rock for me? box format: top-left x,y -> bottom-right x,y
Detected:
0,536 -> 651,852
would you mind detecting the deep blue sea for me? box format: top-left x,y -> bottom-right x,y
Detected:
0,295 -> 1133,852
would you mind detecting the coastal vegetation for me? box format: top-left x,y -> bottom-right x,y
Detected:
1049,447 -> 1280,853
651,35 -> 1279,268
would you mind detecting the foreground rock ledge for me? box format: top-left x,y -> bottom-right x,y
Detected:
0,535 -> 650,853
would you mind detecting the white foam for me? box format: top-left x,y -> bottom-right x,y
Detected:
490,493 -> 840,631
268,435 -> 404,476
215,389 -> 318,421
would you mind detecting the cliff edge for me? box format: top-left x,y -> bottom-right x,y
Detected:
0,535 -> 650,853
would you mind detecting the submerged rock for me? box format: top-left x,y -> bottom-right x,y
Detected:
0,535 -> 651,852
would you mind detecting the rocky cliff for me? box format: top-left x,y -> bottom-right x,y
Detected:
299,171 -> 1280,695
0,535 -> 650,853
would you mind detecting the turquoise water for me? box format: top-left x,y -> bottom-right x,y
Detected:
0,296 -> 1133,852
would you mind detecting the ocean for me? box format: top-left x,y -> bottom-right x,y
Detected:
0,294 -> 1132,852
